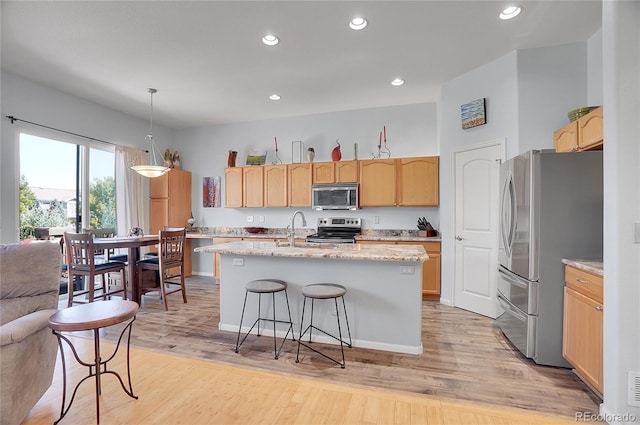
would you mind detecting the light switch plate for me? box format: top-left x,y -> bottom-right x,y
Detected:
634,221 -> 640,244
232,258 -> 244,266
247,215 -> 254,223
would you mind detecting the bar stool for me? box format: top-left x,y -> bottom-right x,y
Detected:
235,279 -> 295,359
296,283 -> 352,368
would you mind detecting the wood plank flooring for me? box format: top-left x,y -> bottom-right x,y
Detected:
46,276 -> 600,421
24,336 -> 581,425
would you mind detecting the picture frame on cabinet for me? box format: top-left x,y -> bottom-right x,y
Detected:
461,98 -> 486,129
245,151 -> 267,166
203,176 -> 221,207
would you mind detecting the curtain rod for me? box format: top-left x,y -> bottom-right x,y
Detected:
5,114 -> 114,146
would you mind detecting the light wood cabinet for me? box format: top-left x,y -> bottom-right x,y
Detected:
360,157 -> 439,207
224,167 -> 243,207
263,165 -> 288,207
149,168 -> 192,276
359,159 -> 397,206
288,163 -> 312,207
562,265 -> 603,397
313,161 -> 359,184
554,107 -> 603,152
397,156 -> 439,206
578,106 -> 603,150
357,240 -> 440,298
243,166 -> 263,207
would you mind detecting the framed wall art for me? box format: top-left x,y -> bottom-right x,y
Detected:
461,98 -> 486,129
203,176 -> 221,207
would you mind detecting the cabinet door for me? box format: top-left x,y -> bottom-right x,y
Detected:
312,162 -> 335,184
264,165 -> 288,207
149,198 -> 168,234
167,169 -> 192,228
563,287 -> 603,395
359,159 -> 396,206
243,167 -> 263,207
288,163 -> 312,207
397,157 -> 439,206
150,173 -> 169,198
336,161 -> 359,183
578,106 -> 603,150
553,121 -> 579,152
225,168 -> 243,207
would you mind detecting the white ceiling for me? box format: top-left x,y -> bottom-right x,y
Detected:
1,1 -> 602,129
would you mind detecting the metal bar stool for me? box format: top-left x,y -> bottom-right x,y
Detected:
296,283 -> 352,368
235,279 -> 295,359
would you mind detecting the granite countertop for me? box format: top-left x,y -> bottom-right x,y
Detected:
195,240 -> 429,263
188,227 -> 441,242
561,259 -> 604,277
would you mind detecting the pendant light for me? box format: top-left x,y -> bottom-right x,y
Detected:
131,88 -> 170,178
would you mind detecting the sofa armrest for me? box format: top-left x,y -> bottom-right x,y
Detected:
0,309 -> 58,347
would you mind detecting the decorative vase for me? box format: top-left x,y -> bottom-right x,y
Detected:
227,150 -> 237,167
306,148 -> 315,163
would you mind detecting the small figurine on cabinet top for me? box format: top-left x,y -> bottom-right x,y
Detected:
164,149 -> 180,168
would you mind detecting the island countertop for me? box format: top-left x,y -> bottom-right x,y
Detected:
195,240 -> 428,262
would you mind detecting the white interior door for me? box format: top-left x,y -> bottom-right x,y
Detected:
453,140 -> 503,318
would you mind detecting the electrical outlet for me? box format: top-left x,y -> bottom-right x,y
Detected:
400,266 -> 415,275
259,216 -> 265,223
232,258 -> 244,266
634,221 -> 640,244
246,216 -> 254,223
374,216 -> 380,224
629,371 -> 640,407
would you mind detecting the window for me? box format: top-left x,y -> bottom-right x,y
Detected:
19,132 -> 116,240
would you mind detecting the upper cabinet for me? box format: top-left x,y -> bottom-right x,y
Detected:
264,165 -> 288,207
554,107 -> 603,152
149,168 -> 192,231
225,155 -> 439,208
359,159 -> 397,207
359,156 -> 439,207
397,156 -> 439,206
313,161 -> 359,184
288,163 -> 312,207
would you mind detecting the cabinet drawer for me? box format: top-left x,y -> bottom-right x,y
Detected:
565,266 -> 603,303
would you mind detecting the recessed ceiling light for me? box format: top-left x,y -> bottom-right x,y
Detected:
499,6 -> 522,20
391,78 -> 405,86
269,94 -> 281,101
349,17 -> 367,30
262,34 -> 279,46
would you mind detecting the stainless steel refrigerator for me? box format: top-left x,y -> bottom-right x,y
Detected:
496,149 -> 603,367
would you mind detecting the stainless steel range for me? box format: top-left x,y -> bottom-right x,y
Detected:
306,217 -> 361,243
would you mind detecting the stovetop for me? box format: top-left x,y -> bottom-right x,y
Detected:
306,217 -> 361,243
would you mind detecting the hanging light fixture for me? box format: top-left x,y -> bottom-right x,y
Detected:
131,88 -> 170,178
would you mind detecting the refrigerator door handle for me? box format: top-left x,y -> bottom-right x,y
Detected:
498,267 -> 528,289
500,172 -> 516,258
497,295 -> 527,322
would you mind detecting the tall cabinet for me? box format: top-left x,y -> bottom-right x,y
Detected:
149,168 -> 192,276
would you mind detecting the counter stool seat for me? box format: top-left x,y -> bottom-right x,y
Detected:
296,283 -> 352,368
235,279 -> 295,359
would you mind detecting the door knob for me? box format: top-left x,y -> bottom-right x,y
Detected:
455,235 -> 464,241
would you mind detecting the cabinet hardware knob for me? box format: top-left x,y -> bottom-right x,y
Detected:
595,306 -> 603,311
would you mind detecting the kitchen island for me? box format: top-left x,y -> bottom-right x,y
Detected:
195,241 -> 428,354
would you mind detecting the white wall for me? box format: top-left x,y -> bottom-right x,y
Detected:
0,70 -> 174,243
602,1 -> 640,421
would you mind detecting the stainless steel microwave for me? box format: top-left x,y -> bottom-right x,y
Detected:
311,183 -> 359,210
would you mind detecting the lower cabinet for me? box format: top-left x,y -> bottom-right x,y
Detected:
357,240 -> 440,299
562,265 -> 603,397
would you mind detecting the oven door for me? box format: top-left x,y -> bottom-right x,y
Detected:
496,292 -> 537,359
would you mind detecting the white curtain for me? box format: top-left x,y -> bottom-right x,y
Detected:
115,146 -> 145,236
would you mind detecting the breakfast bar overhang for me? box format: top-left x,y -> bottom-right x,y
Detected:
195,241 -> 428,354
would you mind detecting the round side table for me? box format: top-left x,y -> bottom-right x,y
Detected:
48,300 -> 139,425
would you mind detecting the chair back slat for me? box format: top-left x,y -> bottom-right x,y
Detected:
159,228 -> 186,269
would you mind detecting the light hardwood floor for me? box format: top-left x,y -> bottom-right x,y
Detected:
32,276 -> 600,423
23,335 -> 582,425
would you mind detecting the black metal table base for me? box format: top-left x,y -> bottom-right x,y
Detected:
52,317 -> 138,425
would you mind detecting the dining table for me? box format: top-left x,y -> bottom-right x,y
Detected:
93,235 -> 159,304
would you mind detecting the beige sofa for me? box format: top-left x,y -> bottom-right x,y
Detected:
1,242 -> 61,425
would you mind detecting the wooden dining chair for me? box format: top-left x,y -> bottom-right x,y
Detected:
64,232 -> 128,307
136,228 -> 187,310
83,228 -> 128,262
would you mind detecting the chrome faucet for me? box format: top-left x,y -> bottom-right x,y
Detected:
289,210 -> 307,246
